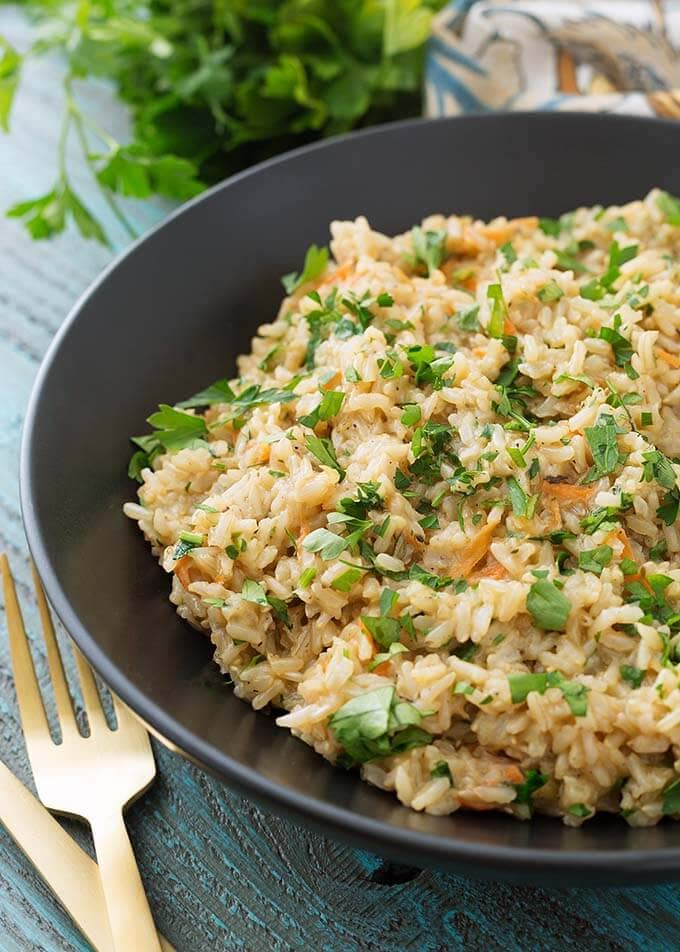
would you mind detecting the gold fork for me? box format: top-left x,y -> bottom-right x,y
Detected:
2,555 -> 163,952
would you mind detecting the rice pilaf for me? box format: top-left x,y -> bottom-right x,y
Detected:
124,189 -> 680,825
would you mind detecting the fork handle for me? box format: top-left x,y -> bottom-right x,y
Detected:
89,808 -> 163,952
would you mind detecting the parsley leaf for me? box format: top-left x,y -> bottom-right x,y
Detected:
539,217 -> 561,237
526,580 -> 571,631
143,404 -> 208,453
457,304 -> 481,332
507,477 -> 530,517
537,279 -> 564,303
509,671 -> 588,715
662,778 -> 680,815
642,450 -> 677,491
430,760 -> 453,784
302,527 -> 348,560
299,390 -> 345,428
582,415 -> 620,483
411,227 -> 447,275
329,686 -> 431,766
241,579 -> 268,607
619,664 -> 644,689
567,803 -> 592,818
305,433 -> 345,481
578,545 -> 613,575
282,245 -> 329,294
486,282 -> 507,338
512,768 -> 548,806
657,192 -> 680,226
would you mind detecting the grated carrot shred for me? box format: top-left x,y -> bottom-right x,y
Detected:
543,481 -> 595,504
657,347 -> 680,369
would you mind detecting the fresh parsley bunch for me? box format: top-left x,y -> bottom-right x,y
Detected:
0,0 -> 444,245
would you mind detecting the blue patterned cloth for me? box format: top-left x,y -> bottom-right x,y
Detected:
426,0 -> 680,119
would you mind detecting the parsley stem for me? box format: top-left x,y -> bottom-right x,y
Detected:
64,75 -> 137,242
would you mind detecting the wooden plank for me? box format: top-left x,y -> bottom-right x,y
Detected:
2,8 -> 680,950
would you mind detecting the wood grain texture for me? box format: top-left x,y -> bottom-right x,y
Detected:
1,9 -> 680,950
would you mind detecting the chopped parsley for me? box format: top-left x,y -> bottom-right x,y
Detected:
298,567 -> 317,589
331,565 -> 366,592
303,527 -> 349,560
526,579 -> 570,631
539,217 -> 561,237
581,494 -> 633,534
430,760 -> 453,785
411,227 -> 447,275
567,803 -> 592,818
486,282 -> 507,338
578,545 -> 613,576
281,244 -> 328,294
537,279 -> 564,303
625,574 -> 680,633
508,670 -> 588,716
619,664 -> 644,689
599,315 -> 639,379
662,778 -> 680,815
500,241 -> 517,267
657,191 -> 680,227
172,530 -> 204,560
457,304 -> 481,332
305,433 -> 345,481
582,415 -> 622,484
640,449 -> 680,526
400,404 -> 422,426
650,540 -> 668,561
298,390 -> 345,428
181,377 -> 301,414
406,343 -> 454,389
369,641 -> 408,671
512,768 -> 548,807
241,579 -> 268,606
329,686 -> 431,766
130,405 -> 209,476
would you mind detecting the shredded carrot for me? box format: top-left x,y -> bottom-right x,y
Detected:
451,522 -> 497,579
470,559 -> 509,582
543,481 -> 595,504
457,797 -> 496,811
318,261 -> 353,287
504,765 -> 524,784
657,347 -> 680,369
546,496 -> 562,531
504,316 -> 517,336
613,527 -> 635,565
480,216 -> 539,246
372,661 -> 391,677
610,528 -> 654,592
472,347 -> 486,357
174,557 -> 193,589
442,261 -> 478,290
320,371 -> 341,391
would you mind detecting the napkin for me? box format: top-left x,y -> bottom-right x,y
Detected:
426,0 -> 680,119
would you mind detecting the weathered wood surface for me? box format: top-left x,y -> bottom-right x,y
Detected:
2,9 -> 680,951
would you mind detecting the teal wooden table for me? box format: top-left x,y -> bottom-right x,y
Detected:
1,10 -> 680,951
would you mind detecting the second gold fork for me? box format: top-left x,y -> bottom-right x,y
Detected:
2,555 -> 162,952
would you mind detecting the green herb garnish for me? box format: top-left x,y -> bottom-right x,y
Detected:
329,686 -> 431,766
526,579 -> 571,631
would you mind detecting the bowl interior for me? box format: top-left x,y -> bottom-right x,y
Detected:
22,113 -> 680,883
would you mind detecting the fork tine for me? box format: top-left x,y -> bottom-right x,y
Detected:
31,562 -> 78,736
72,644 -> 108,733
1,554 -> 51,741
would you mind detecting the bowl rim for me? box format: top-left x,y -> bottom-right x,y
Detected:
20,110 -> 680,881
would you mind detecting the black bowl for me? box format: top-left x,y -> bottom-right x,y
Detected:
21,112 -> 680,885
